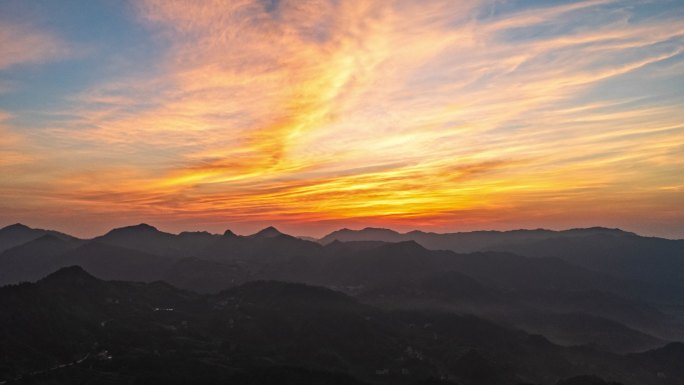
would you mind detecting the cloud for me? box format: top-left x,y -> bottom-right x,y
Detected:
0,22 -> 71,70
3,0 -> 684,236
0,112 -> 35,167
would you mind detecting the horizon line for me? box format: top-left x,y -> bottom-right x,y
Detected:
2,221 -> 681,241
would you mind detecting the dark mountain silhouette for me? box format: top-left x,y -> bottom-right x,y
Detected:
319,227 -> 633,252
509,290 -> 684,342
199,226 -> 322,268
1,223 -> 684,381
0,223 -> 78,253
94,223 -> 212,258
176,230 -> 221,252
0,268 -> 676,385
318,227 -> 684,290
53,241 -> 172,282
485,233 -> 684,287
0,234 -> 82,283
325,240 -> 392,252
505,312 -> 664,353
162,257 -> 245,293
298,235 -> 320,242
306,241 -> 683,306
0,238 -> 172,286
321,227 -> 406,244
250,225 -> 286,238
359,271 -> 674,353
38,264 -> 102,287
364,270 -> 502,305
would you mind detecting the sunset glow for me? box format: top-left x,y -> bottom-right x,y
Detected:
1,0 -> 683,237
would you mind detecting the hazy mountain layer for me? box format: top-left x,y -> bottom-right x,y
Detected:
1,223 -> 684,383
2,267 -> 682,385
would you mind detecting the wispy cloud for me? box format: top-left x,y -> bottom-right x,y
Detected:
0,112 -> 31,166
1,0 -> 683,237
0,22 -> 71,70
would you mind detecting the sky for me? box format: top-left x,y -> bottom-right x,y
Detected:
1,0 -> 683,238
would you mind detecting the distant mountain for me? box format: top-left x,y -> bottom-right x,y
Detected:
320,227 -> 406,244
359,271 -> 676,353
507,311 -> 664,353
54,241 -> 173,282
200,226 -> 322,266
318,227 -> 634,252
176,230 -> 221,250
0,223 -> 79,253
308,241 -> 684,352
94,223 -> 216,258
0,234 -> 82,284
305,241 -> 682,305
358,270 -> 504,315
7,224 -> 680,296
318,227 -> 684,290
297,235 -> 320,242
250,226 -> 286,238
162,257 -> 246,293
485,233 -> 684,287
0,224 -> 325,289
510,289 -> 684,343
2,223 -> 684,361
0,268 -> 674,385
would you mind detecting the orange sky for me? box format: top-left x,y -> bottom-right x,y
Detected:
1,0 -> 683,238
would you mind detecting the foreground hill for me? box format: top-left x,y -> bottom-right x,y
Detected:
2,267 -> 682,385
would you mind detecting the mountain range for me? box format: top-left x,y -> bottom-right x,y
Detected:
1,223 -> 684,384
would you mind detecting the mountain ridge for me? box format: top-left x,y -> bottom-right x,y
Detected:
2,222 -> 684,360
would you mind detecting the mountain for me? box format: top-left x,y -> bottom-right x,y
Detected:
0,238 -> 175,286
306,241 -> 682,305
510,290 -> 684,342
363,270 -> 502,305
93,224 -> 227,259
318,227 -> 633,252
162,257 -> 246,293
0,267 -> 677,385
0,234 -> 82,284
0,223 -> 78,253
298,235 -> 320,242
485,233 -> 684,287
318,227 -> 684,290
200,226 -> 323,266
320,227 -> 406,244
0,266 -> 198,381
176,230 -> 221,250
359,271 -> 675,353
53,241 -> 173,282
7,224 -> 679,302
308,242 -> 684,352
250,226 -> 286,238
2,224 -> 684,364
505,312 -> 664,353
0,224 -> 324,289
